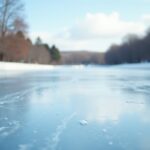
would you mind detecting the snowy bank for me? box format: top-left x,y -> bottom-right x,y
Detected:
0,62 -> 54,71
0,62 -> 55,77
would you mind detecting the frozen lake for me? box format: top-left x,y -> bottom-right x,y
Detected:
0,64 -> 150,150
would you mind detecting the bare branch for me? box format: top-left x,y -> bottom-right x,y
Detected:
0,0 -> 26,37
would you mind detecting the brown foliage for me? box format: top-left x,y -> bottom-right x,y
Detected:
0,32 -> 31,62
29,45 -> 51,64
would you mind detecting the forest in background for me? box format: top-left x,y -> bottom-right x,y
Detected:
105,30 -> 150,64
0,0 -> 150,65
0,0 -> 61,64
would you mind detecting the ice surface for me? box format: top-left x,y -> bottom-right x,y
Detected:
33,130 -> 38,134
0,127 -> 8,132
0,121 -> 20,137
43,113 -> 76,150
18,144 -> 32,150
108,141 -> 113,145
0,64 -> 150,150
102,129 -> 107,133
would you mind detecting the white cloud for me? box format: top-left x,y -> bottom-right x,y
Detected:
68,12 -> 145,40
142,14 -> 150,24
30,12 -> 150,52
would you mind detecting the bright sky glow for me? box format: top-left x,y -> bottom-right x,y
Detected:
25,0 -> 150,52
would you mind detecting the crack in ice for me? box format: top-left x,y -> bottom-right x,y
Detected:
43,112 -> 76,150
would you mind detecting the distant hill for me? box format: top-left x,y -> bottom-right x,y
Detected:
60,51 -> 105,65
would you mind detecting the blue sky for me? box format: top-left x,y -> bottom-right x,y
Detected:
24,0 -> 150,51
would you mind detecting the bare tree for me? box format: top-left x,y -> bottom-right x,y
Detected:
0,0 -> 25,38
12,16 -> 28,34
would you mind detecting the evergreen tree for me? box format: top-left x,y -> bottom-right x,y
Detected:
35,37 -> 42,45
50,45 -> 61,61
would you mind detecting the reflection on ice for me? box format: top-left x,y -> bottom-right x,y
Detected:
0,64 -> 150,150
18,144 -> 32,150
102,128 -> 107,133
0,127 -> 8,132
0,121 -> 20,137
108,141 -> 113,145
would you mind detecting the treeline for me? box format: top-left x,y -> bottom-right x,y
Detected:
0,33 -> 61,64
60,51 -> 104,65
0,0 -> 29,62
1,0 -> 150,65
0,0 -> 61,64
0,31 -> 31,62
105,30 -> 150,64
29,37 -> 61,64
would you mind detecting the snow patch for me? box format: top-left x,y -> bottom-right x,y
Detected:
0,62 -> 54,71
79,120 -> 88,126
0,62 -> 54,78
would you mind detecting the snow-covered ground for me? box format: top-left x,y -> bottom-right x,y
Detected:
0,62 -> 55,78
0,62 -> 54,71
